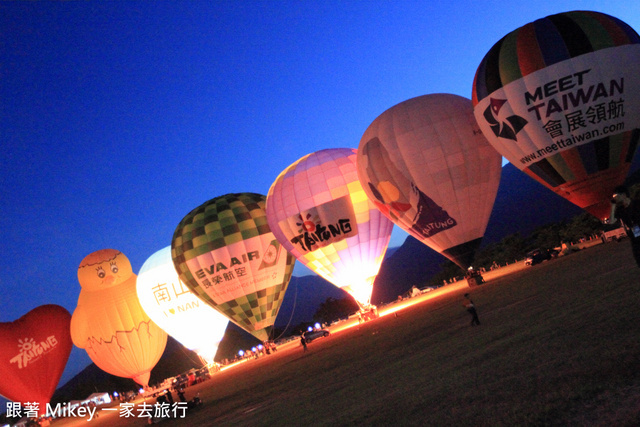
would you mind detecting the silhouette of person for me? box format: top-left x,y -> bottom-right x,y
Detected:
165,389 -> 174,405
177,386 -> 186,402
463,293 -> 480,326
156,393 -> 168,406
300,335 -> 308,352
610,184 -> 640,267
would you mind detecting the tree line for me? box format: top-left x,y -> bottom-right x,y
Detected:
427,211 -> 612,287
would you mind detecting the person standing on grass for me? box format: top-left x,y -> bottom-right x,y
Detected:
610,185 -> 640,267
463,293 -> 480,326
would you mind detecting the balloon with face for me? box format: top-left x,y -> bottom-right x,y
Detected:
70,249 -> 167,387
357,94 -> 502,269
0,305 -> 73,416
266,148 -> 394,308
473,10 -> 640,220
137,246 -> 229,363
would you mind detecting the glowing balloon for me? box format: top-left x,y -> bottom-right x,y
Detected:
357,94 -> 502,269
0,305 -> 72,415
137,246 -> 229,363
171,193 -> 295,342
266,148 -> 393,308
473,10 -> 640,220
70,249 -> 167,387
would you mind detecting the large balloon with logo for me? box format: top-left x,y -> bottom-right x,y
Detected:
473,10 -> 640,220
266,148 -> 394,308
0,305 -> 72,416
137,246 -> 229,363
172,193 -> 295,342
70,249 -> 167,387
357,94 -> 502,269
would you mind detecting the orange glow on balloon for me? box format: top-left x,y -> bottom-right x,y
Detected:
266,148 -> 393,308
70,249 -> 167,386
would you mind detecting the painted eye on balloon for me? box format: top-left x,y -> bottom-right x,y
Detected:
110,262 -> 118,274
96,267 -> 106,278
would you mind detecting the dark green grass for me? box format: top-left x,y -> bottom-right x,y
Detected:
94,241 -> 640,427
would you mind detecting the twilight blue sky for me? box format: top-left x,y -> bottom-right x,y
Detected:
2,1 -> 639,392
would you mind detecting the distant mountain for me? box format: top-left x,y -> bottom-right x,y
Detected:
274,275 -> 348,329
370,236 -> 445,304
370,163 -> 588,303
482,163 -> 583,243
52,159 -> 640,402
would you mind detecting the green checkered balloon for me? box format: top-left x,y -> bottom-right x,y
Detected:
172,193 -> 295,341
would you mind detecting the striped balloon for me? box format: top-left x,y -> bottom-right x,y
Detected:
473,11 -> 640,219
171,193 -> 295,341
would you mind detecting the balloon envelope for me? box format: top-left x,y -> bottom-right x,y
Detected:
266,148 -> 393,307
137,246 -> 229,363
70,249 -> 167,387
171,193 -> 295,342
0,305 -> 72,415
473,10 -> 640,220
357,94 -> 502,268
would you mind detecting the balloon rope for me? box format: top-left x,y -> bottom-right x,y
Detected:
181,346 -> 206,368
272,277 -> 298,341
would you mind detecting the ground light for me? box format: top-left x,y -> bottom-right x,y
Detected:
220,256 -> 554,372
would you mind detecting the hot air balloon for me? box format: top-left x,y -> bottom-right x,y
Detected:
266,148 -> 394,308
472,10 -> 640,220
0,305 -> 72,416
356,94 -> 502,269
70,249 -> 167,387
171,193 -> 295,342
137,246 -> 229,364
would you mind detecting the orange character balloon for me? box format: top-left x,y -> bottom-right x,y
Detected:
70,249 -> 167,386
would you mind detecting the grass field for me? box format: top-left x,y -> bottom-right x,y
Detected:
61,241 -> 640,426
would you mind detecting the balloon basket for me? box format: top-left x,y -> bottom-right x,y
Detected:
466,274 -> 485,287
357,306 -> 379,323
